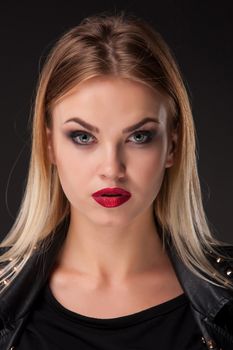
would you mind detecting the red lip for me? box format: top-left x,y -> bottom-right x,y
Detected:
92,187 -> 131,208
92,187 -> 131,197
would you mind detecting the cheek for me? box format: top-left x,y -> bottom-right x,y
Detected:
53,142 -> 90,201
135,139 -> 167,176
141,152 -> 165,185
133,144 -> 167,199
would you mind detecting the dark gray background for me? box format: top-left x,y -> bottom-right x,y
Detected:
0,1 -> 232,242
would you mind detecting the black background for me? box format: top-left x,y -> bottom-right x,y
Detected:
0,1 -> 232,242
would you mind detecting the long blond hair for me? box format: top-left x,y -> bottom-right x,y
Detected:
1,10 -> 233,296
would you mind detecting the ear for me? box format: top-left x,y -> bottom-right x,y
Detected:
165,130 -> 178,168
46,127 -> 56,165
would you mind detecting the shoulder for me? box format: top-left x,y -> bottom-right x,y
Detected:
204,243 -> 233,281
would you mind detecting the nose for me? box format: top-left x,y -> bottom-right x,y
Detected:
99,146 -> 126,181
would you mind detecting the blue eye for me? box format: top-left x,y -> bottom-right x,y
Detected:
69,131 -> 95,145
68,129 -> 157,146
129,130 -> 156,144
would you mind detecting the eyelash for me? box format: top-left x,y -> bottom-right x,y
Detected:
67,129 -> 157,146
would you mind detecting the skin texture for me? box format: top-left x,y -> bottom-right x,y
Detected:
46,76 -> 179,293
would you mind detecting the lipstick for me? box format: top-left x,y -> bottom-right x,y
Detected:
92,187 -> 131,208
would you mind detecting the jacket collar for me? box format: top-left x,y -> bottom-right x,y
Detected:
166,241 -> 233,319
0,217 -> 69,325
0,215 -> 232,325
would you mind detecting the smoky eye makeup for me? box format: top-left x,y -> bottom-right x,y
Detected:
64,127 -> 159,147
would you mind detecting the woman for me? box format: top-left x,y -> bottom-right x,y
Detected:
0,11 -> 233,350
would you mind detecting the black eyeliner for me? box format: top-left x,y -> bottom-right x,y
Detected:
65,128 -> 158,146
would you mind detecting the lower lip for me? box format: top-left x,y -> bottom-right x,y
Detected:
92,195 -> 131,208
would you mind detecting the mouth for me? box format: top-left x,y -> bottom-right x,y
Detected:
92,187 -> 131,197
92,189 -> 131,208
101,194 -> 122,197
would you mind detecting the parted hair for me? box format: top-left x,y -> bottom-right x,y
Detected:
1,10 -> 233,295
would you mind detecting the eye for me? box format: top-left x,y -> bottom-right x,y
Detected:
69,131 -> 95,145
128,130 -> 157,144
67,129 -> 157,146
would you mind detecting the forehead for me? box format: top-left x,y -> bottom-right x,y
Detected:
51,76 -> 168,125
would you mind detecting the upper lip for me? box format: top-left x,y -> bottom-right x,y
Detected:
92,187 -> 131,197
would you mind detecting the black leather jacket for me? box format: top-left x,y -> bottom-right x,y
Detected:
0,218 -> 233,350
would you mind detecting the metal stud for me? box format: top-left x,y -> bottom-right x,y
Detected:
201,336 -> 206,344
216,256 -> 223,263
206,338 -> 217,349
226,268 -> 233,277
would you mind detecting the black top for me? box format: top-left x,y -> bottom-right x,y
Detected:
17,282 -> 205,349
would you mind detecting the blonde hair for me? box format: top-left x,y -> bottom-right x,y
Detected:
1,10 -> 233,296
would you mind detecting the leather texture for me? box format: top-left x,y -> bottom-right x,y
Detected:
0,216 -> 233,350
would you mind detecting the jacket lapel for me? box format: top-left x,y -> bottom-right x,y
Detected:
166,241 -> 233,319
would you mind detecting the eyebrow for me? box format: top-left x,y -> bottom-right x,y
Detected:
63,116 -> 160,133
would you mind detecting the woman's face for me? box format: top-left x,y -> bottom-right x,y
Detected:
46,76 -> 177,227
